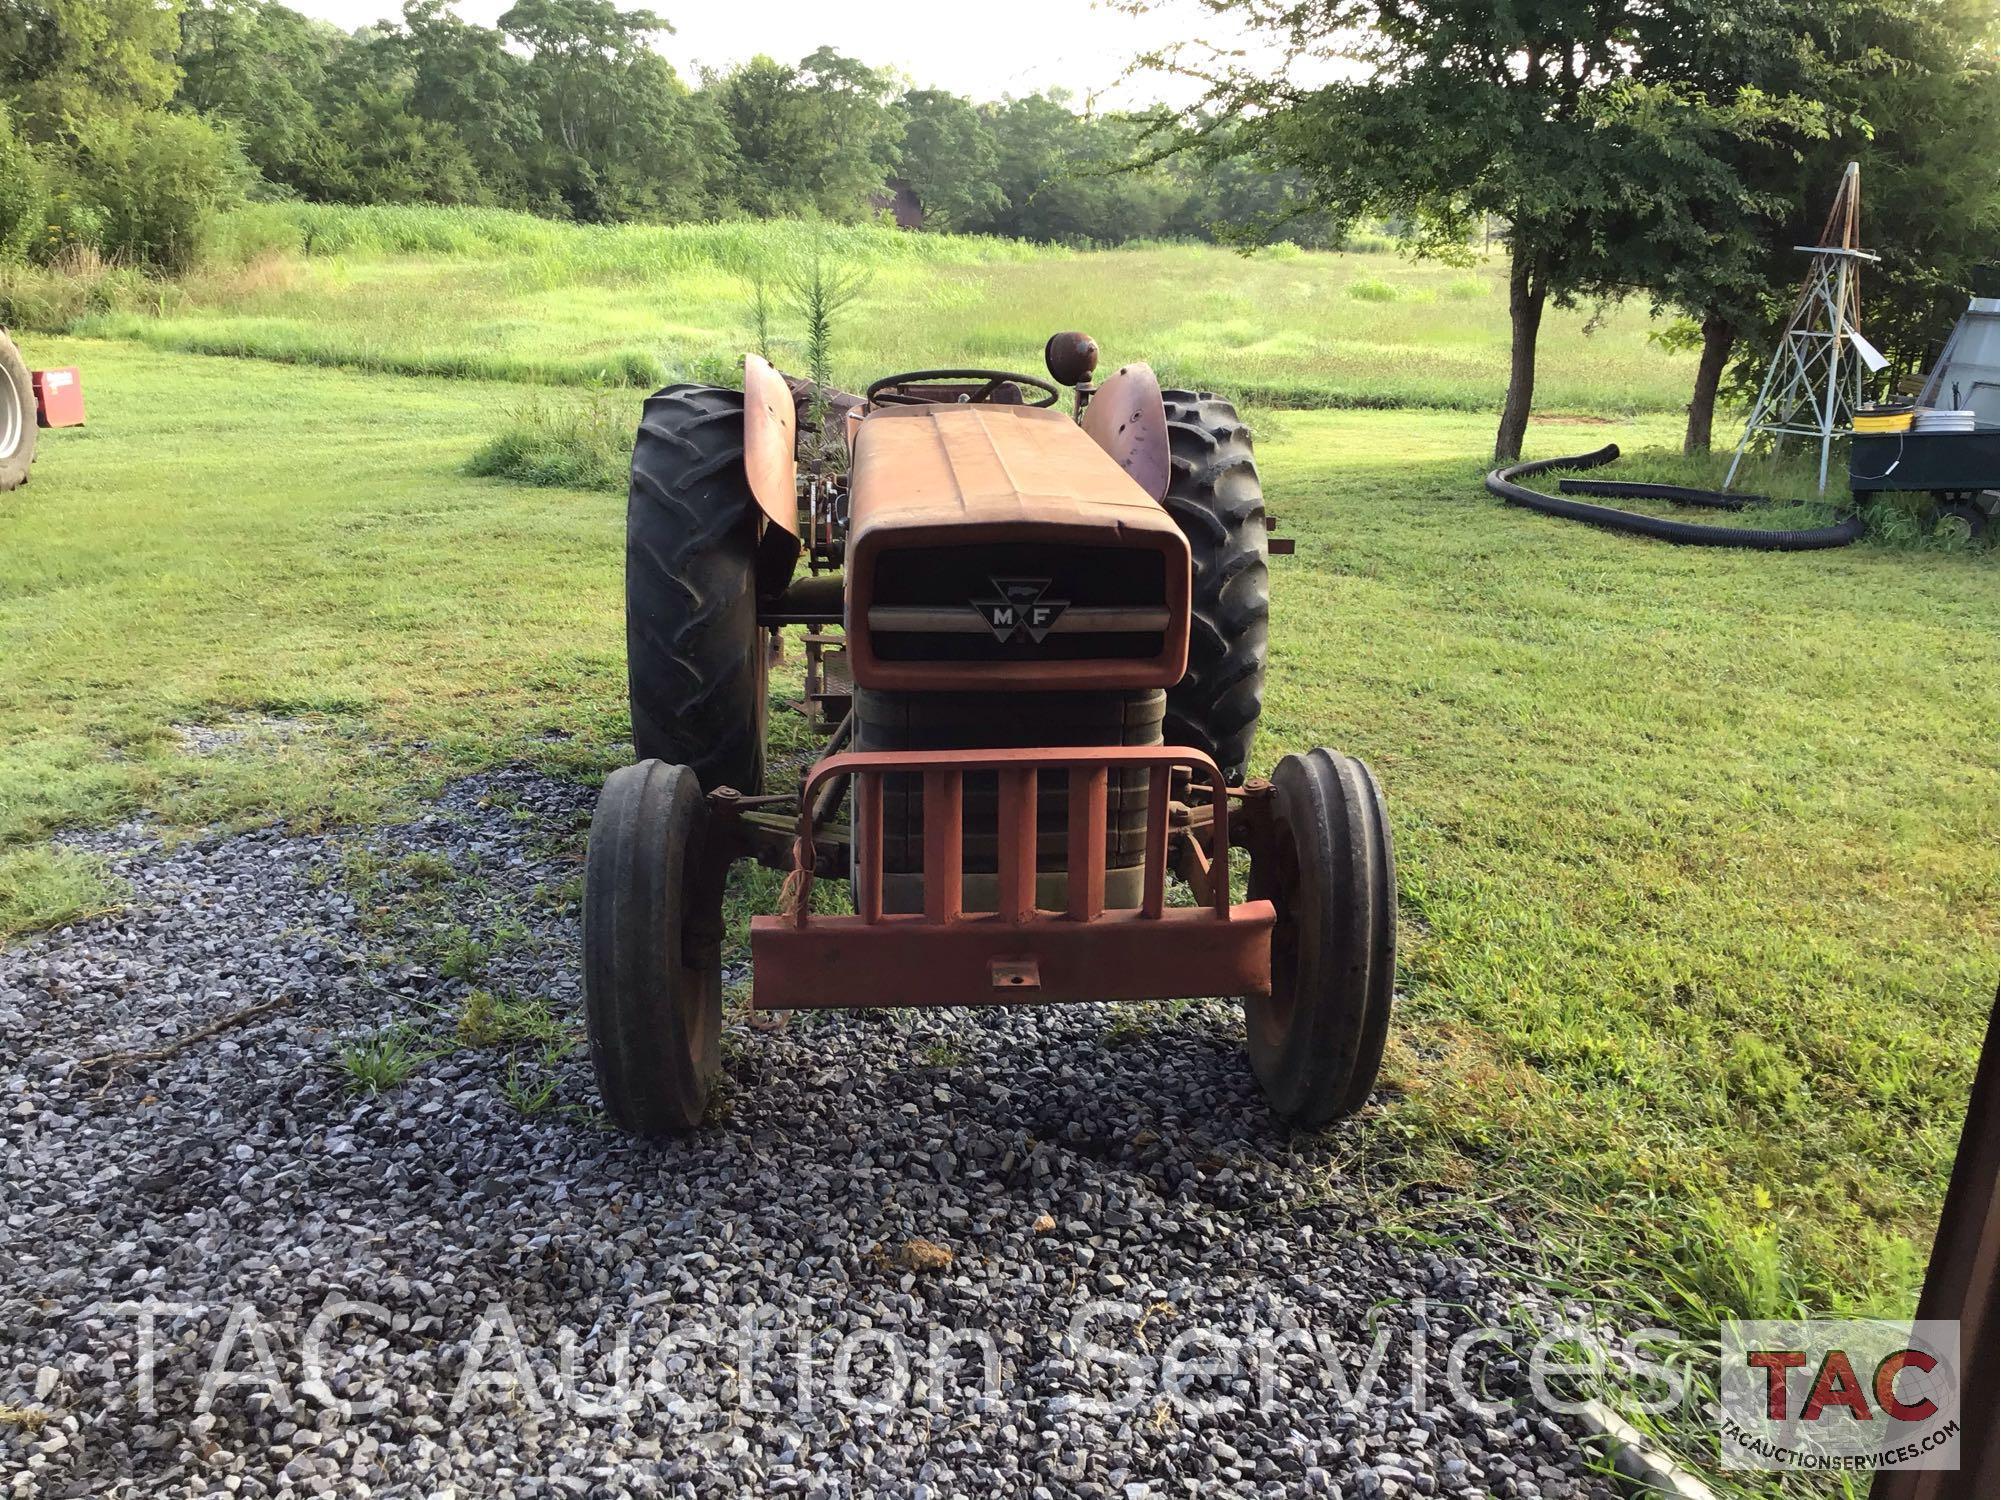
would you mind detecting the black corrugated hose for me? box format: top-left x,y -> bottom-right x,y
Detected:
1484,444 -> 1867,550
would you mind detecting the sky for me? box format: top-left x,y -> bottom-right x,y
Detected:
280,0 -> 1233,108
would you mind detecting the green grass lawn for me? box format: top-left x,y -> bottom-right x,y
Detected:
2,226 -> 1993,1491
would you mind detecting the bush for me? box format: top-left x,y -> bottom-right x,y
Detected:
466,392 -> 632,491
1342,229 -> 1399,254
0,107 -> 46,263
40,183 -> 104,261
64,113 -> 246,271
0,246 -> 155,331
1345,276 -> 1398,302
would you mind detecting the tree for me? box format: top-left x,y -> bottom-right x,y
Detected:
978,92 -> 1071,235
712,49 -> 903,220
1143,0 -> 1813,461
973,93 -> 1188,244
293,85 -> 487,205
0,0 -> 184,137
68,109 -> 246,268
177,0 -> 333,191
1846,0 -> 2000,388
896,88 -> 1001,230
1584,81 -> 1827,454
1157,125 -> 1341,248
499,0 -> 732,221
398,0 -> 540,207
0,101 -> 44,260
1640,0 -> 1995,453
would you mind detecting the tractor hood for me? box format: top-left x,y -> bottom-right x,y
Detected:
844,404 -> 1192,692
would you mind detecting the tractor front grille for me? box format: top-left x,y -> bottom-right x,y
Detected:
861,543 -> 1170,665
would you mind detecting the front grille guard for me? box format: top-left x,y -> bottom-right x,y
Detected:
748,745 -> 1274,1011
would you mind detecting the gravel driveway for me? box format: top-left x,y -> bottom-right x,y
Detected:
1,769 -> 1625,1499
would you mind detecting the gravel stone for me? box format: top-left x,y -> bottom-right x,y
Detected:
0,768 -> 1622,1498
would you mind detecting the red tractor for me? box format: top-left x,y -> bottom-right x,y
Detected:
585,335 -> 1395,1132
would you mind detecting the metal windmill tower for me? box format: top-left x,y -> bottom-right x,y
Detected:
1726,162 -> 1883,493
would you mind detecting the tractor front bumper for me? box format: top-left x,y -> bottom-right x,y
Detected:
749,746 -> 1274,1011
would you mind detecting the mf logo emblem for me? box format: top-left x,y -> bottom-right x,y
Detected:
971,577 -> 1069,644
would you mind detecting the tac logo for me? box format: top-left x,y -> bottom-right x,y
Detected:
1720,1319 -> 1961,1472
971,577 -> 1068,644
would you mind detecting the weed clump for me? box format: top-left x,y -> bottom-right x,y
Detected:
466,392 -> 631,492
337,1025 -> 428,1094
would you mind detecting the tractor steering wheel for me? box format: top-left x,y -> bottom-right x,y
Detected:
866,368 -> 1062,409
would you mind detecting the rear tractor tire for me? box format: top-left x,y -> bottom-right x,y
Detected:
0,333 -> 36,493
1245,748 -> 1396,1126
583,760 -> 725,1134
1161,389 -> 1268,784
626,383 -> 766,794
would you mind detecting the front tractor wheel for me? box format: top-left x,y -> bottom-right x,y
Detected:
1245,748 -> 1396,1126
583,760 -> 724,1134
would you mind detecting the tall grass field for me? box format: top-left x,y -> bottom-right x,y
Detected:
1,204 -> 1992,1494
5,202 -> 1692,413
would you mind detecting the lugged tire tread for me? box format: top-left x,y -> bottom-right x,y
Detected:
626,384 -> 765,793
1159,389 -> 1268,781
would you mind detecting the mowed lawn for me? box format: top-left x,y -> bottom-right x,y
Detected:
2,338 -> 1994,1357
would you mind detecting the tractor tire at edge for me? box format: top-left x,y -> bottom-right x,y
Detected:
0,332 -> 37,493
626,383 -> 766,794
1160,389 -> 1268,783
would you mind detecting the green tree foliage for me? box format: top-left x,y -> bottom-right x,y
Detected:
1155,133 -> 1341,249
66,111 -> 246,269
0,102 -> 45,260
1644,0 -> 1998,451
177,0 -> 329,185
975,94 -> 1170,241
1144,0 -> 1823,460
1850,0 -> 2000,383
1,2 -> 248,271
2,0 -> 1337,251
499,0 -> 706,219
0,0 -> 184,137
896,88 -> 1002,231
712,49 -> 904,220
397,0 -> 541,204
296,86 -> 488,206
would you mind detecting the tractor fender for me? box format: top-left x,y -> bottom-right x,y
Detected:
1081,360 -> 1171,502
743,353 -> 798,536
